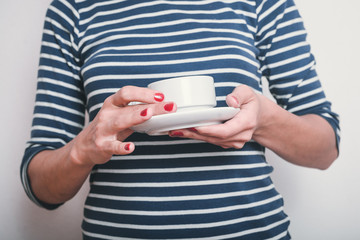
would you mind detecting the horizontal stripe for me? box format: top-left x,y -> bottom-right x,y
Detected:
84,195 -> 282,217
92,174 -> 269,188
111,150 -> 264,160
40,53 -> 80,71
82,26 -> 253,54
33,113 -> 84,128
264,52 -> 310,70
86,36 -> 256,63
94,162 -> 268,174
83,207 -> 284,230
38,65 -> 80,80
35,102 -> 85,117
31,125 -> 76,138
88,184 -> 274,202
132,139 -> 205,146
288,87 -> 323,102
288,98 -> 327,113
79,0 -> 255,26
79,17 -> 249,47
38,77 -> 82,92
28,137 -> 67,145
94,44 -> 254,58
36,89 -> 84,104
82,217 -> 289,240
269,61 -> 314,80
84,67 -> 260,88
41,41 -> 80,63
82,54 -> 259,76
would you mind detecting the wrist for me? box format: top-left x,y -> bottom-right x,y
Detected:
253,95 -> 283,142
68,131 -> 96,169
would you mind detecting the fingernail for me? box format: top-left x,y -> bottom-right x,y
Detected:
125,143 -> 131,151
140,108 -> 148,116
232,96 -> 239,106
154,93 -> 164,102
170,131 -> 184,137
188,127 -> 198,132
164,102 -> 174,111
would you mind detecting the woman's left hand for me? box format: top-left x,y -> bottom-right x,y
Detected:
168,84 -> 262,149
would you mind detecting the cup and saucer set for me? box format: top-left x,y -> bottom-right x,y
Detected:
131,76 -> 240,136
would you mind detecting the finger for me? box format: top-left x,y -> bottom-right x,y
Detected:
226,84 -> 255,108
117,128 -> 134,142
103,140 -> 135,155
112,100 -> 177,128
195,122 -> 236,138
171,127 -> 253,149
192,117 -> 246,139
168,129 -> 227,147
112,86 -> 165,107
195,104 -> 257,139
110,106 -> 154,131
218,141 -> 246,149
169,128 -> 219,143
150,101 -> 177,116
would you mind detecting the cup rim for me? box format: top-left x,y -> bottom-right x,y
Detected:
147,75 -> 214,88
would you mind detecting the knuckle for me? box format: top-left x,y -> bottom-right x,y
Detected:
96,111 -> 107,123
233,142 -> 245,149
243,131 -> 253,142
112,118 -> 124,130
235,132 -> 252,144
103,95 -> 114,106
94,138 -> 104,151
118,86 -> 133,101
240,84 -> 251,93
247,120 -> 257,130
111,143 -> 121,155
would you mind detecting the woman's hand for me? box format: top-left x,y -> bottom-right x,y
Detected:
169,84 -> 261,149
71,86 -> 176,166
168,84 -> 338,169
29,85 -> 177,204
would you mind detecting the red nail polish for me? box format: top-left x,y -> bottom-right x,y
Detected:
171,131 -> 184,137
140,109 -> 148,116
125,143 -> 131,151
164,103 -> 174,111
188,127 -> 198,132
154,93 -> 164,102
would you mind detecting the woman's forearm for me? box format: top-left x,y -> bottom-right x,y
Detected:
253,95 -> 338,169
27,139 -> 95,205
26,87 -> 175,205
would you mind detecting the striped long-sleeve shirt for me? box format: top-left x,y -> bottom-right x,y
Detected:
21,0 -> 340,239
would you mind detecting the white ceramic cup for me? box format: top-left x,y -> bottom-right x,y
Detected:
148,76 -> 216,112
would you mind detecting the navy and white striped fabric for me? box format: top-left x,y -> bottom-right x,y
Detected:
21,0 -> 340,239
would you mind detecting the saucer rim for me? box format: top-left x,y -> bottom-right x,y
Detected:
131,107 -> 239,135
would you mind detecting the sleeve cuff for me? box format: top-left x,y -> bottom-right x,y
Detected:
20,146 -> 64,210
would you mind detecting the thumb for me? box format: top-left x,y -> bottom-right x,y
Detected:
226,85 -> 256,108
226,95 -> 240,108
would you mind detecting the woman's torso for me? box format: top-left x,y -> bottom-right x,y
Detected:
73,0 -> 290,238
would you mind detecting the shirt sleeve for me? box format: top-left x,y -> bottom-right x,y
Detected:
20,0 -> 85,210
255,0 -> 340,149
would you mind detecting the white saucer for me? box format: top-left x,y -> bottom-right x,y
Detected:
131,107 -> 240,135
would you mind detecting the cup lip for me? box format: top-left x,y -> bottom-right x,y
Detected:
148,75 -> 216,109
147,75 -> 213,88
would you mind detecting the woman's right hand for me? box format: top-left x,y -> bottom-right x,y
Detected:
70,86 -> 176,166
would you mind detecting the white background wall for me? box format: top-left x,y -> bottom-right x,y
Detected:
0,0 -> 359,239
